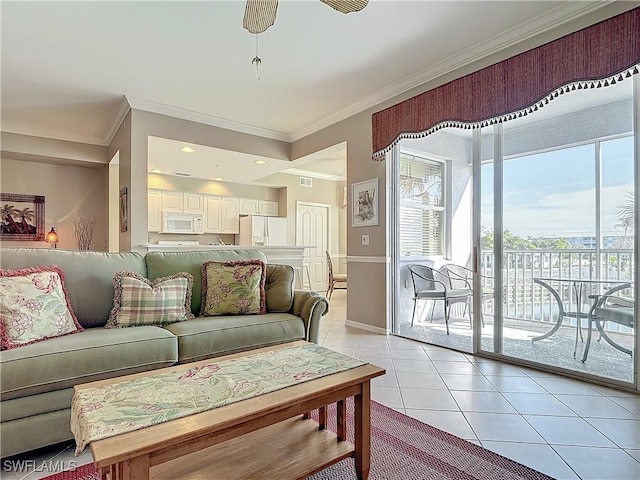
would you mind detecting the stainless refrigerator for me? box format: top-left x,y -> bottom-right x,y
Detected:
236,215 -> 288,246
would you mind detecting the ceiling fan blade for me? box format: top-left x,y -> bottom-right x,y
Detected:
321,0 -> 369,14
243,0 -> 279,34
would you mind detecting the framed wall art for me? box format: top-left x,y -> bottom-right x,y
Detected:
119,187 -> 128,233
0,193 -> 45,241
352,178 -> 379,227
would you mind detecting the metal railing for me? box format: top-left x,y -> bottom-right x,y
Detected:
480,249 -> 635,333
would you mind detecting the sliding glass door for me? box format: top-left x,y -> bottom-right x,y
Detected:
478,78 -> 637,385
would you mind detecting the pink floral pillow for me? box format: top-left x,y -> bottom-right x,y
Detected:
0,265 -> 83,350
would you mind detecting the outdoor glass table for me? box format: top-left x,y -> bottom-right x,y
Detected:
531,277 -> 632,358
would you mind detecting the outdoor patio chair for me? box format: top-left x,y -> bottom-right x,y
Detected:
582,284 -> 634,362
407,264 -> 472,335
441,263 -> 491,327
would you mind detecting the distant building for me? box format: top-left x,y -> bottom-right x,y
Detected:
563,235 -> 632,249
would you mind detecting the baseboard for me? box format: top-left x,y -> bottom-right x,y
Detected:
345,320 -> 388,335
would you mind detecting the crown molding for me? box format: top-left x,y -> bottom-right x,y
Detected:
288,1 -> 610,142
0,122 -> 107,146
104,96 -> 132,146
125,96 -> 291,142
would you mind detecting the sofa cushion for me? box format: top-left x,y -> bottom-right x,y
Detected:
200,260 -> 266,316
106,271 -> 194,328
145,250 -> 268,315
163,314 -> 305,363
0,326 -> 178,400
265,264 -> 295,312
1,265 -> 83,349
0,248 -> 146,328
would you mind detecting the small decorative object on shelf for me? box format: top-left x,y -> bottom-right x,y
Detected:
73,211 -> 96,250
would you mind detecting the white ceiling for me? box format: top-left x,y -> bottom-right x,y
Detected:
0,0 -> 621,184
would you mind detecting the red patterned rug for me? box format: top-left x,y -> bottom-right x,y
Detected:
43,400 -> 551,480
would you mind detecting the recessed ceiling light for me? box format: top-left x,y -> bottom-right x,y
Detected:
254,160 -> 267,165
150,169 -> 163,174
180,146 -> 195,153
213,177 -> 224,181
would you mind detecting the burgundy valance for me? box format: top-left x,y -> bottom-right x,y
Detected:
372,7 -> 640,160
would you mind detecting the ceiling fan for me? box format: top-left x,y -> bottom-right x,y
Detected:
243,0 -> 369,34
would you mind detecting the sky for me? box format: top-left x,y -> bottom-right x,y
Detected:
481,135 -> 634,239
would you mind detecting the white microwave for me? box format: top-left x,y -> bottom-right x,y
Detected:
161,212 -> 204,234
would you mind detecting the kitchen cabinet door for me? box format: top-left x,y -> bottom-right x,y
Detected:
203,196 -> 222,233
221,197 -> 239,233
162,191 -> 183,212
259,200 -> 278,216
183,192 -> 204,213
148,189 -> 162,232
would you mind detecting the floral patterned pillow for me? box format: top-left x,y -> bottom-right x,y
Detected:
200,260 -> 266,316
0,265 -> 83,350
106,271 -> 194,328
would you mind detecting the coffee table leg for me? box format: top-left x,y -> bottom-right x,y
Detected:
120,454 -> 150,480
337,399 -> 346,441
354,380 -> 371,480
319,406 -> 327,430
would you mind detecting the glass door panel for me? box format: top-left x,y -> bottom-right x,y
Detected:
392,127 -> 475,353
478,79 -> 635,384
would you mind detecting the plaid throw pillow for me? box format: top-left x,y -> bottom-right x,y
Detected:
106,271 -> 194,328
200,260 -> 266,316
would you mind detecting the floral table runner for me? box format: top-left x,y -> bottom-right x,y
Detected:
70,343 -> 366,454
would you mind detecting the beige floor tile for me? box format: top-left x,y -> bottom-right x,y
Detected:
405,409 -> 478,441
552,445 -> 640,480
481,441 -> 580,479
525,415 -> 617,447
464,412 -> 546,443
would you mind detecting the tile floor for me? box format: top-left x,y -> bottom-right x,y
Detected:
319,291 -> 640,480
3,289 -> 639,480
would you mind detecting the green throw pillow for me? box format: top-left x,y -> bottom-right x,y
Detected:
200,260 -> 266,316
106,271 -> 194,328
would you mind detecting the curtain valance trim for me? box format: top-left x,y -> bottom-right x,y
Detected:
372,64 -> 639,161
372,7 -> 640,161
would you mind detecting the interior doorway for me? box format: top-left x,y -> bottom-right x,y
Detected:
296,202 -> 329,292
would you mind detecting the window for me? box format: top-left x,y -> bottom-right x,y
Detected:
398,152 -> 445,256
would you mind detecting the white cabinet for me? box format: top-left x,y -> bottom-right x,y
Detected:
238,198 -> 260,215
221,197 -> 240,232
184,193 -> 204,213
161,191 -> 203,213
238,198 -> 278,216
162,191 -> 183,212
204,196 -> 239,234
148,189 -> 162,232
259,200 -> 278,216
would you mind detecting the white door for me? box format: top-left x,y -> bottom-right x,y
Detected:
296,202 -> 329,292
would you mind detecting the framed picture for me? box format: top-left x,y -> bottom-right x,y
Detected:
0,193 -> 45,241
352,178 -> 379,227
119,187 -> 128,233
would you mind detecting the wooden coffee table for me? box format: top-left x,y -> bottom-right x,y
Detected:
75,341 -> 384,480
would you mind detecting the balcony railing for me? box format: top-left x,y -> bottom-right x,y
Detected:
480,249 -> 635,334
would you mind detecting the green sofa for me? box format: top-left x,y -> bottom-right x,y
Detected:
0,247 -> 329,457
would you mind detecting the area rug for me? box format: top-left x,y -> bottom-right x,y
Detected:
43,399 -> 552,480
